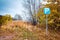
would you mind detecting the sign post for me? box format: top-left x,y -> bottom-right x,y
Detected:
44,8 -> 51,35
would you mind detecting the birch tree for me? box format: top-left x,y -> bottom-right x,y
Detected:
22,0 -> 38,25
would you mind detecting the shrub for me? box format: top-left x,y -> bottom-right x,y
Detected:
0,14 -> 12,28
36,4 -> 60,30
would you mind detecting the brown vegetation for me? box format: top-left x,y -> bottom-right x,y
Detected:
0,20 -> 60,40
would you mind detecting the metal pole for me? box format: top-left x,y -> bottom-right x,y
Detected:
46,15 -> 48,35
45,15 -> 48,40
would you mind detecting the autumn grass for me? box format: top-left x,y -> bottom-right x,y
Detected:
12,26 -> 40,40
0,25 -> 60,40
0,26 -> 39,40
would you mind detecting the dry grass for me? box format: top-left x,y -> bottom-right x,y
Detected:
0,21 -> 60,40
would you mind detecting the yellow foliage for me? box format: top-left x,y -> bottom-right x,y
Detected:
0,14 -> 12,27
36,3 -> 60,30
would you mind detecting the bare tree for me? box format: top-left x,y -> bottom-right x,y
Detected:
22,0 -> 38,25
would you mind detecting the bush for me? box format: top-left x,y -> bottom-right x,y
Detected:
0,14 -> 12,28
36,4 -> 60,30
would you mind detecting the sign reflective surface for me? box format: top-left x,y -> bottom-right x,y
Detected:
44,8 -> 50,14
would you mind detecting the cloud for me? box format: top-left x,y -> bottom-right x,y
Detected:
0,0 -> 43,21
0,0 -> 24,17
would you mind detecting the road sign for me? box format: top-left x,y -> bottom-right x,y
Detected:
43,8 -> 51,36
44,8 -> 50,15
